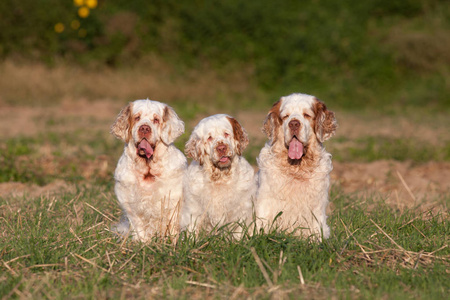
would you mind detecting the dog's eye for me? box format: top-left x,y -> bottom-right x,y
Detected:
303,113 -> 311,119
224,132 -> 230,138
135,116 -> 140,122
207,136 -> 213,142
153,118 -> 160,124
282,114 -> 289,120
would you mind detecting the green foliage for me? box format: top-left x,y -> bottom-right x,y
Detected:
1,0 -> 449,110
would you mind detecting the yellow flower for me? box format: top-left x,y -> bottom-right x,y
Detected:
71,20 -> 81,30
78,6 -> 90,18
73,0 -> 84,7
54,23 -> 65,33
85,0 -> 97,9
78,28 -> 87,38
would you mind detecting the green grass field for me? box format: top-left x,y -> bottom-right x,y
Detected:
1,184 -> 448,299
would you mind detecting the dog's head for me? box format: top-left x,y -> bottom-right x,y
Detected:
111,99 -> 184,160
185,114 -> 249,169
263,93 -> 337,161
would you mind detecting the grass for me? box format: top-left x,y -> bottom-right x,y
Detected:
0,186 -> 448,299
330,136 -> 450,163
0,131 -> 118,186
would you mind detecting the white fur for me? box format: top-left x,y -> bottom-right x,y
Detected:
256,93 -> 337,240
180,114 -> 256,235
111,99 -> 187,242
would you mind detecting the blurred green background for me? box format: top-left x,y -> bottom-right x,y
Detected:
1,0 -> 449,110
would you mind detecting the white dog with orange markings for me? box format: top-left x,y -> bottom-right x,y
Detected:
180,114 -> 256,235
256,93 -> 337,240
110,99 -> 187,242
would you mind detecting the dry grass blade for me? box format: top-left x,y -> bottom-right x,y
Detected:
105,250 -> 114,272
66,192 -> 83,207
82,221 -> 105,233
82,243 -> 98,254
230,284 -> 247,300
341,218 -> 372,261
72,253 -> 109,273
26,264 -> 64,269
119,228 -> 131,249
396,170 -> 416,202
165,198 -> 182,238
117,253 -> 137,271
370,219 -> 407,253
69,227 -> 83,244
250,247 -> 273,288
297,265 -> 305,285
2,260 -> 18,276
179,265 -> 201,274
398,215 -> 420,230
414,251 -> 424,270
273,250 -> 287,284
186,280 -> 216,289
5,254 -> 31,264
411,223 -> 429,240
85,202 -> 114,222
192,241 -> 209,253
429,244 -> 448,256
37,212 -> 42,229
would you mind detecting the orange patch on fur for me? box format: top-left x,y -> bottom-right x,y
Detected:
162,106 -> 170,123
226,116 -> 249,155
263,99 -> 282,143
313,98 -> 337,142
111,103 -> 132,142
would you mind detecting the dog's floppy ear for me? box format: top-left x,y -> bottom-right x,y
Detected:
111,103 -> 132,142
262,99 -> 282,145
313,98 -> 337,143
161,105 -> 185,145
185,134 -> 204,165
226,116 -> 249,156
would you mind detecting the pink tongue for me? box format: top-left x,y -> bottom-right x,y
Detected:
220,156 -> 229,162
288,139 -> 304,160
138,139 -> 154,158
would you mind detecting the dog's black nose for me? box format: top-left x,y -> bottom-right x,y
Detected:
289,120 -> 300,130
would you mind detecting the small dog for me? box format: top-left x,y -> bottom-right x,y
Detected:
256,93 -> 337,240
110,99 -> 187,242
180,114 -> 256,235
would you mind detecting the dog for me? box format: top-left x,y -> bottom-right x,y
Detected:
180,114 -> 256,235
110,99 -> 187,242
256,93 -> 337,240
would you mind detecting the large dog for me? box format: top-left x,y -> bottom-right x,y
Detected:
180,114 -> 256,235
110,99 -> 187,242
256,93 -> 337,240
